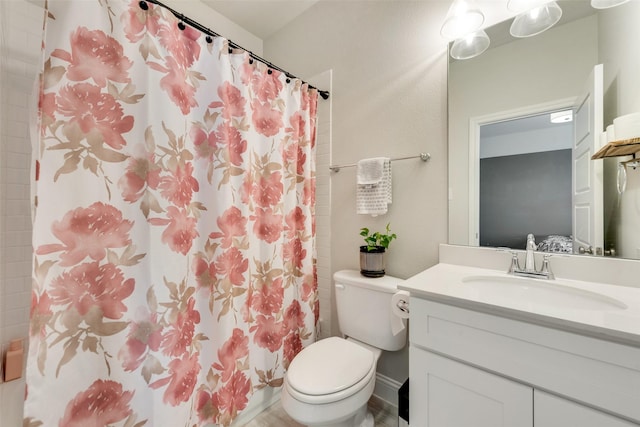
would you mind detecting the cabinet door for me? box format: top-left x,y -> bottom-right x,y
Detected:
535,390 -> 639,427
410,348 -> 533,427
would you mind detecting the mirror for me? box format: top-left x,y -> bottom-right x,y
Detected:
448,0 -> 640,259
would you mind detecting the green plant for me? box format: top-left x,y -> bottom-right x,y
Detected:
359,223 -> 397,252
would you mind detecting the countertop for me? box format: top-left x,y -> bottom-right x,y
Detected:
399,263 -> 640,347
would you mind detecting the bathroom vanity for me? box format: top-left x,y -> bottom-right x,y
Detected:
400,245 -> 640,427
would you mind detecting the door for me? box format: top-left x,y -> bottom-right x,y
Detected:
410,349 -> 533,427
572,64 -> 604,255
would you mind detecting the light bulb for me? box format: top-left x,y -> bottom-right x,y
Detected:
450,30 -> 490,60
441,0 -> 485,40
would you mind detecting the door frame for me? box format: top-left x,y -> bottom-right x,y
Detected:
468,97 -> 577,246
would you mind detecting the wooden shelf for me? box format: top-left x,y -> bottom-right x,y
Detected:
592,137 -> 640,159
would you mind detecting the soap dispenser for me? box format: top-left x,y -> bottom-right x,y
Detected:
3,338 -> 24,382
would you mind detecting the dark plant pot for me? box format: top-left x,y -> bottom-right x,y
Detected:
360,245 -> 386,278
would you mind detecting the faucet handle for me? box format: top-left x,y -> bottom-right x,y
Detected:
508,252 -> 521,274
496,247 -> 521,273
538,254 -> 555,279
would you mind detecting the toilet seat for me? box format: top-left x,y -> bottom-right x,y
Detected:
285,337 -> 376,405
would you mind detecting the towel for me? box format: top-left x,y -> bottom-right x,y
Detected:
356,157 -> 392,216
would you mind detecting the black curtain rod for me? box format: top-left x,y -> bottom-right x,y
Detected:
141,0 -> 330,100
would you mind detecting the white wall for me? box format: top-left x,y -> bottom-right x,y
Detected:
308,70 -> 333,339
0,2 -> 260,426
163,0 -> 262,54
264,1 -> 450,385
480,125 -> 573,159
598,1 -> 640,259
448,15 -> 599,246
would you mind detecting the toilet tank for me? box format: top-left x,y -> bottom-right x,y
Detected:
334,270 -> 407,351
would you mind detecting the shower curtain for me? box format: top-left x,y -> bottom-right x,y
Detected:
25,1 -> 318,425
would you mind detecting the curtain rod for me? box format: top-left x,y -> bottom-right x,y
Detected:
329,152 -> 431,172
141,0 -> 330,100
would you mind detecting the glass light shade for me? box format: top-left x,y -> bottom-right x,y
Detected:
450,30 -> 490,60
441,0 -> 485,40
510,1 -> 562,38
591,0 -> 630,8
507,0 -> 549,13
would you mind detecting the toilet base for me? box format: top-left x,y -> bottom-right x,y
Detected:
281,373 -> 376,426
359,410 -> 374,427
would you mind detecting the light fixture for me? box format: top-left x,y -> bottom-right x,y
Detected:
550,110 -> 573,123
507,0 -> 548,13
441,0 -> 485,40
450,30 -> 490,60
591,0 -> 630,9
510,1 -> 563,38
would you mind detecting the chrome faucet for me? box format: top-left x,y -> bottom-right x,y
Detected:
524,233 -> 537,272
498,234 -> 555,280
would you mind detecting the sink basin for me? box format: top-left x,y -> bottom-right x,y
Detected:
461,275 -> 628,311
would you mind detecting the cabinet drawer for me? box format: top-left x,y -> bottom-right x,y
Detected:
410,297 -> 640,422
410,348 -> 533,427
535,390 -> 638,427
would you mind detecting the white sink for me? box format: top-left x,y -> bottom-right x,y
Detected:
461,275 -> 628,311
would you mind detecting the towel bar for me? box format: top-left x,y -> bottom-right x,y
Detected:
329,152 -> 430,172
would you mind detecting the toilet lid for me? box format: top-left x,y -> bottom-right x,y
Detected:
286,337 -> 375,396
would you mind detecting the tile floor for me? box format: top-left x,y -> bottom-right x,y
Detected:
241,395 -> 399,427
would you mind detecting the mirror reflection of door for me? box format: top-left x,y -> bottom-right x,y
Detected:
477,65 -> 604,254
479,111 -> 574,251
572,64 -> 604,256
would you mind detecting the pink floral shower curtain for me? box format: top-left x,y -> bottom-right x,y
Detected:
25,0 -> 318,425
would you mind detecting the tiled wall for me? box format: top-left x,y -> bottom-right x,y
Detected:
310,70 -> 332,339
0,0 -> 43,425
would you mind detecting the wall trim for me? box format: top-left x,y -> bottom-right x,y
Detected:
373,373 -> 402,407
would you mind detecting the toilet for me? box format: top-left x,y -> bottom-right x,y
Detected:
281,270 -> 407,427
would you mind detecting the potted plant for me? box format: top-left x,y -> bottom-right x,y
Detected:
359,223 -> 397,278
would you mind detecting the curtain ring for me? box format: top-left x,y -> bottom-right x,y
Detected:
178,21 -> 186,31
205,35 -> 213,44
139,1 -> 149,10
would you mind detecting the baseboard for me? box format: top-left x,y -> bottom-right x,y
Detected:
373,373 -> 401,407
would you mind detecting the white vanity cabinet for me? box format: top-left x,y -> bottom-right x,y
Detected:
534,390 -> 638,427
408,297 -> 640,427
412,349 -> 533,427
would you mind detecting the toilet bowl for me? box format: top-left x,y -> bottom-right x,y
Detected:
281,337 -> 381,427
281,270 -> 407,427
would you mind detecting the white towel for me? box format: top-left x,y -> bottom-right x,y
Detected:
356,158 -> 392,216
357,157 -> 385,186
